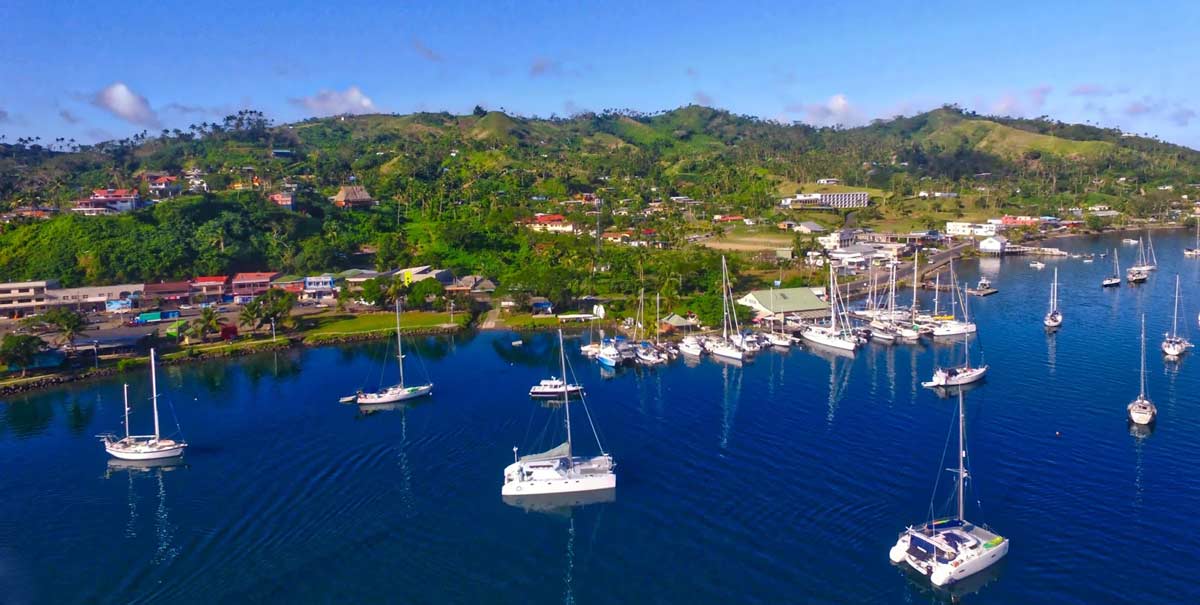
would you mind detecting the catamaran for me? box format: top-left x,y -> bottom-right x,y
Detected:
802,263 -> 858,351
1043,267 -> 1063,328
1102,249 -> 1121,287
348,300 -> 433,404
1162,275 -> 1192,357
1186,221 -> 1200,257
503,330 -> 616,496
98,349 -> 188,460
890,389 -> 1009,587
1129,315 -> 1157,425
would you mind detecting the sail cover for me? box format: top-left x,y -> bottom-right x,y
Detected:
520,441 -> 570,462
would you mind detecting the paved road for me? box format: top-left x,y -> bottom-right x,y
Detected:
842,242 -> 974,300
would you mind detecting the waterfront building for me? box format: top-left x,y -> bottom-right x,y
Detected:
231,272 -> 281,303
736,287 -> 830,321
0,280 -> 59,317
191,276 -> 230,303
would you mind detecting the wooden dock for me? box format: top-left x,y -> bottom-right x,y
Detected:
966,286 -> 998,297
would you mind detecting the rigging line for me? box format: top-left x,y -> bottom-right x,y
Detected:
925,400 -> 960,524
564,343 -> 606,453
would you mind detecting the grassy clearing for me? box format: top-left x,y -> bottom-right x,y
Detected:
498,313 -> 560,329
302,311 -> 467,343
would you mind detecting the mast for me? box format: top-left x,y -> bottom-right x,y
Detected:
721,257 -> 730,341
150,348 -> 160,441
1113,249 -> 1119,277
828,262 -> 837,328
1050,268 -> 1058,313
123,383 -> 130,439
1140,314 -> 1147,399
1172,275 -> 1180,338
1148,233 -> 1157,265
961,283 -> 971,370
933,272 -> 940,317
395,299 -> 405,387
957,389 -> 966,522
559,329 -> 572,460
911,250 -> 919,322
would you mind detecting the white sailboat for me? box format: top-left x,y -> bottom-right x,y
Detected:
802,263 -> 858,351
99,349 -> 188,460
1186,221 -> 1200,257
924,286 -> 987,388
352,300 -> 433,404
890,389 -> 1009,586
1043,267 -> 1063,328
872,263 -> 919,341
764,287 -> 792,347
710,256 -> 746,361
1102,249 -> 1121,287
503,330 -> 616,496
930,266 -> 977,338
1161,275 -> 1192,357
1128,315 -> 1157,425
1129,236 -> 1155,275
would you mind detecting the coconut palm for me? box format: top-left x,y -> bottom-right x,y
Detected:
192,307 -> 226,342
239,301 -> 263,334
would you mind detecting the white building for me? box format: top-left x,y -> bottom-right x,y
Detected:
817,178 -> 840,185
817,229 -> 856,250
979,236 -> 1008,255
782,192 -> 869,210
945,221 -> 998,237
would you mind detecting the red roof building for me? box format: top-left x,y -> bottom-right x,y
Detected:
191,276 -> 229,302
231,272 -> 281,301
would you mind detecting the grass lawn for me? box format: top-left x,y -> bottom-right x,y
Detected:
302,310 -> 468,343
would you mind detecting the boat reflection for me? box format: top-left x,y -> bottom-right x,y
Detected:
103,458 -> 186,564
355,400 -> 428,417
502,488 -> 616,515
898,556 -> 1006,603
1128,421 -> 1155,440
926,380 -> 984,400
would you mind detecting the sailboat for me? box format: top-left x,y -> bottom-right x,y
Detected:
634,289 -> 666,366
709,256 -> 746,361
890,389 -> 1009,586
503,330 -> 616,496
872,263 -> 919,341
764,287 -> 792,347
1128,236 -> 1155,279
351,300 -> 433,404
802,262 -> 858,351
98,349 -> 188,460
1043,267 -> 1063,328
1128,315 -> 1157,425
930,265 -> 977,338
1186,221 -> 1200,257
1162,275 -> 1192,357
924,286 -> 987,388
1102,249 -> 1121,287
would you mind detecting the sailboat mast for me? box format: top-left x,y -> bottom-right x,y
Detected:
559,329 -> 572,458
957,389 -> 966,522
150,348 -> 160,441
911,250 -> 919,321
933,272 -> 940,317
828,263 -> 837,328
1050,268 -> 1058,312
1140,315 -> 1147,398
395,299 -> 405,387
1172,276 -> 1180,338
962,283 -> 971,370
123,383 -> 130,439
721,257 -> 730,340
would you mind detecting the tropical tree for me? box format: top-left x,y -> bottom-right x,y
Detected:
407,277 -> 444,310
239,300 -> 263,334
191,307 -> 226,342
40,307 -> 86,348
0,333 -> 48,377
256,288 -> 297,331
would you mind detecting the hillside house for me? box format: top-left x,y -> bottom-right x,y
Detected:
816,178 -> 840,185
269,192 -> 294,210
331,185 -> 376,208
524,213 -> 575,233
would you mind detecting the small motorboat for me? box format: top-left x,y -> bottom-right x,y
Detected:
529,377 -> 584,399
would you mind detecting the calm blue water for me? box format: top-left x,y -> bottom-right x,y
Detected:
3,230 -> 1200,604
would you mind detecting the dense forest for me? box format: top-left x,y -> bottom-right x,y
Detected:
2,104 -> 1198,304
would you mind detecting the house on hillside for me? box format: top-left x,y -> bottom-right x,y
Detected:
817,229 -> 856,250
331,185 -> 376,208
148,176 -> 181,197
817,178 -> 840,185
793,221 -> 826,234
72,189 -> 143,215
269,192 -> 294,210
523,213 -> 575,233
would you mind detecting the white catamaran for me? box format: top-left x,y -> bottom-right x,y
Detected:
348,300 -> 433,404
1043,267 -> 1063,328
890,389 -> 1009,586
98,349 -> 188,460
1162,275 -> 1192,357
1129,315 -> 1157,425
503,330 -> 616,496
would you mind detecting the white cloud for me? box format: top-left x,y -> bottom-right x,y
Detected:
91,82 -> 160,127
800,94 -> 861,127
290,86 -> 377,116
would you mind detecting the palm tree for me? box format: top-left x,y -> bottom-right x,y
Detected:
239,301 -> 263,334
192,307 -> 226,342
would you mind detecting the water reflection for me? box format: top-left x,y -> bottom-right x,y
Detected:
104,458 -> 187,565
502,488 -> 616,515
898,557 -> 1006,603
1046,330 -> 1057,375
719,363 -> 742,450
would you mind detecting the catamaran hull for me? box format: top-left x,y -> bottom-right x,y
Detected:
105,444 -> 186,460
890,534 -> 1009,586
501,473 -> 616,496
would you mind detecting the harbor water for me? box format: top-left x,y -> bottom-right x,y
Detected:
2,230 -> 1199,604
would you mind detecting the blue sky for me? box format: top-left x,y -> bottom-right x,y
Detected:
2,0 -> 1198,147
